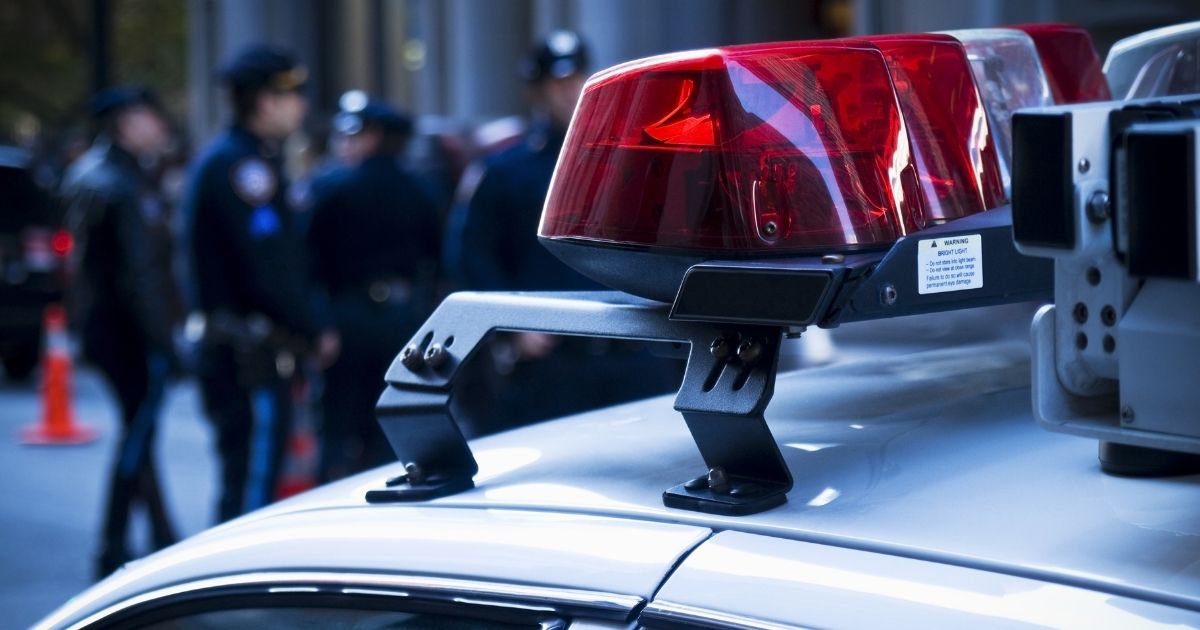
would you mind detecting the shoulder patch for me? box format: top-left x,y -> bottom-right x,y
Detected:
248,205 -> 282,239
231,159 -> 277,206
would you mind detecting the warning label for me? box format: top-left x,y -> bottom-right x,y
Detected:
917,234 -> 983,294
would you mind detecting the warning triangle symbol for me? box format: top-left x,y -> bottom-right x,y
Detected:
930,240 -> 938,247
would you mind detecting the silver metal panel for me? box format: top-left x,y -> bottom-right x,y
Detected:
651,531 -> 1200,629
1013,102 -> 1136,391
1120,280 -> 1200,439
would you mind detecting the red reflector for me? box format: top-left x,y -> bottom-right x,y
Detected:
861,34 -> 1008,218
1012,23 -> 1111,103
541,42 -> 925,255
51,229 -> 73,257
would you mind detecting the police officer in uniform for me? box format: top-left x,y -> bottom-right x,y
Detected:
184,46 -> 338,522
448,30 -> 595,292
308,98 -> 440,481
447,31 -> 678,432
61,86 -> 179,577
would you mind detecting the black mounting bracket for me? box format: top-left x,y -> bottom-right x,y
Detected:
366,291 -> 792,516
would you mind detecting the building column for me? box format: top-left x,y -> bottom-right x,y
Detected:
444,0 -> 531,123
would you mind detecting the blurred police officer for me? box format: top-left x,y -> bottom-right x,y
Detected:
448,30 -> 593,291
308,96 -> 440,481
184,46 -> 338,522
61,86 -> 179,577
447,31 -> 678,432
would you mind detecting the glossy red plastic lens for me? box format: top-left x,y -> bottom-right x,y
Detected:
862,34 -> 1007,218
1013,23 -> 1111,103
541,42 -> 924,255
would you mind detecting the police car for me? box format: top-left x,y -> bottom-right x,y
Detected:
37,22 -> 1200,629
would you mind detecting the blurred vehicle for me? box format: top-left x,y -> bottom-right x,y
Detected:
0,145 -> 67,380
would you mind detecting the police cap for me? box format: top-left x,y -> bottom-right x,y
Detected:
220,45 -> 308,92
90,85 -> 162,121
519,30 -> 590,82
333,94 -> 412,139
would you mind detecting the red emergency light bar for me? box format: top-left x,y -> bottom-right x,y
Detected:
860,33 -> 1007,218
539,26 -> 1084,302
1012,23 -> 1111,104
541,42 -> 924,257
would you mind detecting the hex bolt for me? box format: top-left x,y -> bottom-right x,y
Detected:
707,467 -> 731,494
710,337 -> 733,361
404,462 -> 426,485
1120,406 -> 1135,424
737,338 -> 763,364
424,343 -> 450,369
1086,191 -> 1110,224
1078,157 -> 1091,174
762,220 -> 779,236
821,253 -> 845,264
880,283 -> 898,306
399,343 -> 424,371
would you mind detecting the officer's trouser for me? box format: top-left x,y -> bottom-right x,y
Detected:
198,344 -> 292,523
91,340 -> 175,574
319,294 -> 413,482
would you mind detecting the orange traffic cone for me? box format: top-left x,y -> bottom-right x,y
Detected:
276,377 -> 317,498
276,429 -> 317,499
21,304 -> 97,445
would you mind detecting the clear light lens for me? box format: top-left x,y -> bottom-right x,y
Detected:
942,28 -> 1054,194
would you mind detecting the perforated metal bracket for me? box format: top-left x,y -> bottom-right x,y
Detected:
366,291 -> 792,516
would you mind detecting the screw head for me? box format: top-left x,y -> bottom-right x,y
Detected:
1087,191 -> 1110,224
736,338 -> 763,364
399,343 -> 424,371
404,462 -> 426,485
880,283 -> 898,306
424,343 -> 449,369
1078,157 -> 1091,174
710,337 -> 733,360
707,467 -> 731,494
1120,405 -> 1135,423
762,220 -> 778,236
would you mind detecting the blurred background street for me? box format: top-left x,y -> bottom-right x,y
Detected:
0,369 -> 214,629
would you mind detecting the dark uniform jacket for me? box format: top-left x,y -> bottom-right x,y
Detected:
307,154 -> 440,298
184,125 -> 317,342
61,140 -> 177,362
450,120 -> 601,291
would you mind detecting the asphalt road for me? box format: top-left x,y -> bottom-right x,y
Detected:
0,369 -> 216,629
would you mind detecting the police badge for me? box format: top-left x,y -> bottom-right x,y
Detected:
231,159 -> 277,206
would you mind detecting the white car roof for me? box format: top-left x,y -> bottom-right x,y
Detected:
37,340 -> 1200,628
297,340 -> 1200,609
